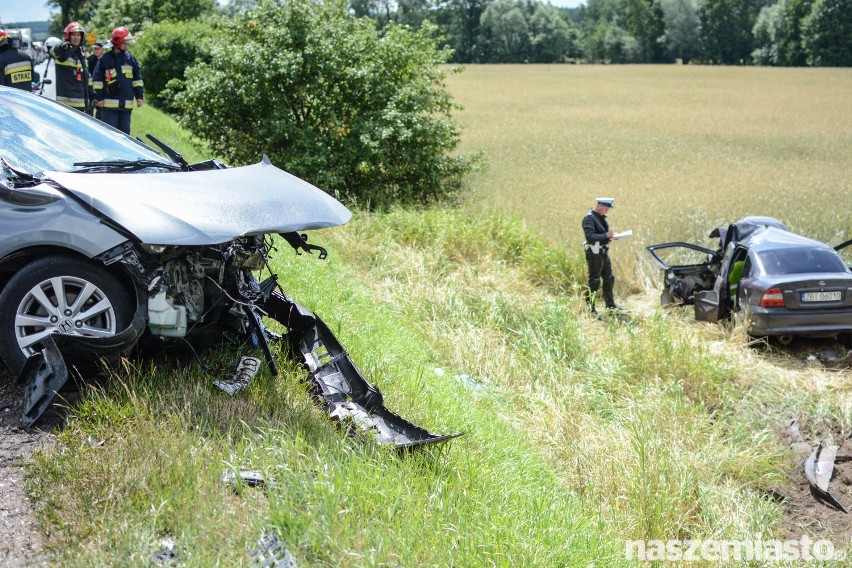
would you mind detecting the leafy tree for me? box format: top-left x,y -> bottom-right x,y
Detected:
699,0 -> 758,63
349,0 -> 397,29
623,0 -> 668,62
132,19 -> 214,109
46,0 -> 95,35
603,23 -> 642,61
433,0 -> 488,62
781,0 -> 814,65
479,0 -> 532,62
529,4 -> 583,62
659,0 -> 701,63
88,0 -> 215,37
172,0 -> 472,206
801,0 -> 852,66
751,0 -> 786,65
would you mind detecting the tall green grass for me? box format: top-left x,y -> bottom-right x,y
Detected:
131,105 -> 212,165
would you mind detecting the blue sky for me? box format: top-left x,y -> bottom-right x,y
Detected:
2,0 -> 51,24
2,0 -> 584,26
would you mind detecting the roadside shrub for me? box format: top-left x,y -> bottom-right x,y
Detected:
134,19 -> 215,111
171,0 -> 474,207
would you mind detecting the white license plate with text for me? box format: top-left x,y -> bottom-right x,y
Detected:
801,291 -> 841,302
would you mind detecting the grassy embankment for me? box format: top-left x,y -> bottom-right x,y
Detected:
24,67 -> 852,565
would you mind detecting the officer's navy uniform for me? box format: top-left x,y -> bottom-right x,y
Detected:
583,199 -> 616,312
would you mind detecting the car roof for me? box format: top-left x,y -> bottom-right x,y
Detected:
711,216 -> 788,247
743,226 -> 831,252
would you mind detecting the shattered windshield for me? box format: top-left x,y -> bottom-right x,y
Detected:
0,88 -> 169,176
756,248 -> 850,276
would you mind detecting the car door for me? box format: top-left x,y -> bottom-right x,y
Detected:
692,244 -> 748,323
646,242 -> 719,306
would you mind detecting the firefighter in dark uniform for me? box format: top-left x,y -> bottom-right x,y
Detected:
0,29 -> 36,91
93,27 -> 143,134
582,198 -> 626,315
50,22 -> 91,111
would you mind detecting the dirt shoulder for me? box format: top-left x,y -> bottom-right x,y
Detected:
0,372 -> 55,567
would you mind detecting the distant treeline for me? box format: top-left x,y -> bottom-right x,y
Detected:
36,0 -> 852,66
368,0 -> 851,66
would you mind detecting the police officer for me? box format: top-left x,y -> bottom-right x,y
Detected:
50,22 -> 91,110
0,29 -> 36,91
93,27 -> 143,134
582,198 -> 627,315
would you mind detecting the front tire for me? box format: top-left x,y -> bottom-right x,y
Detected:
0,255 -> 133,376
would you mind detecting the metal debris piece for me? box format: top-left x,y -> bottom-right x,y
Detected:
786,419 -> 804,443
264,291 -> 463,450
19,335 -> 69,428
17,302 -> 146,427
213,356 -> 262,396
251,532 -> 296,568
785,419 -> 812,464
222,470 -> 269,489
819,349 -> 840,361
151,537 -> 180,565
804,443 -> 848,513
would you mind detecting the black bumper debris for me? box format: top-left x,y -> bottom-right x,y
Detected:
264,290 -> 462,449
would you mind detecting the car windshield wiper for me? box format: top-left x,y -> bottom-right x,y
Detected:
72,159 -> 183,173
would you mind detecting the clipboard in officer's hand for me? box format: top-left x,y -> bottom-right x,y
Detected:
612,230 -> 632,240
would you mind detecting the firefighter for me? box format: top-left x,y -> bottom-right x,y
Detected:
50,22 -> 90,110
0,29 -> 36,91
93,27 -> 143,134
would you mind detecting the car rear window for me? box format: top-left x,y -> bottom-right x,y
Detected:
757,248 -> 849,276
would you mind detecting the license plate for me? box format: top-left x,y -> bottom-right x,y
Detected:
801,291 -> 841,302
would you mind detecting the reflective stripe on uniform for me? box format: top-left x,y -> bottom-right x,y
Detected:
56,96 -> 87,108
101,99 -> 134,110
132,80 -> 143,87
93,81 -> 103,89
54,58 -> 81,68
4,61 -> 32,84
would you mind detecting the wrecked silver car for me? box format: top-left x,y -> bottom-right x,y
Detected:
647,216 -> 852,342
0,86 -> 459,447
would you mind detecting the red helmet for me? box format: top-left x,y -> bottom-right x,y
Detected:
64,21 -> 85,41
0,30 -> 9,47
110,27 -> 134,46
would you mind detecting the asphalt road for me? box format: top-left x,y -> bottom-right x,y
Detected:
34,57 -> 56,100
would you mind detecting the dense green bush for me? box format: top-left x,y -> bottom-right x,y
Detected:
133,21 -> 213,112
133,20 -> 215,110
170,0 -> 473,207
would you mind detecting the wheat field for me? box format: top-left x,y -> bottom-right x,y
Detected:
446,64 -> 852,293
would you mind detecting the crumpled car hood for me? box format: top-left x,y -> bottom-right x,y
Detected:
45,161 -> 352,245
